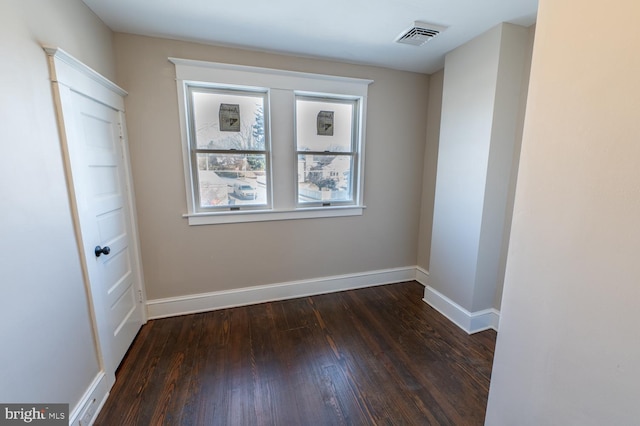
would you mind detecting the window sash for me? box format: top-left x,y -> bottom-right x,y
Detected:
295,95 -> 360,207
185,84 -> 270,212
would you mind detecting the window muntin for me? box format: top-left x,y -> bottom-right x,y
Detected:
187,85 -> 269,211
295,95 -> 359,205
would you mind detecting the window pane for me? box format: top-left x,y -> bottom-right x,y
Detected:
192,90 -> 266,150
297,154 -> 352,203
296,98 -> 354,152
196,153 -> 267,208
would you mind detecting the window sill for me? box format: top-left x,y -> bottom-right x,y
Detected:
183,205 -> 366,225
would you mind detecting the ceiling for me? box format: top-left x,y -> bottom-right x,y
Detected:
82,0 -> 538,74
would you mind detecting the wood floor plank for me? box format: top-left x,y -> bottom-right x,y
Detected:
95,281 -> 496,425
319,289 -> 462,425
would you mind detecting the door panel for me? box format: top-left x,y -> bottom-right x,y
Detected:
53,82 -> 145,380
71,92 -> 143,373
96,209 -> 126,243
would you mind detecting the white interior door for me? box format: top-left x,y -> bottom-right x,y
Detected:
69,93 -> 144,373
46,48 -> 145,379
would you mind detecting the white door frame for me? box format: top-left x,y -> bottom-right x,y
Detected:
44,46 -> 147,419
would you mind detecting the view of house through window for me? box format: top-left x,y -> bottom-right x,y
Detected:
296,96 -> 358,205
188,86 -> 269,210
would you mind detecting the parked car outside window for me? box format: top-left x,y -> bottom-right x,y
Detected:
233,183 -> 257,200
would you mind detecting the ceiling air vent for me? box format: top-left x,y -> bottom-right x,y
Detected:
395,22 -> 447,46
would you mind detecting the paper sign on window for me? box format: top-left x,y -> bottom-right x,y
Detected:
219,104 -> 240,131
317,111 -> 334,136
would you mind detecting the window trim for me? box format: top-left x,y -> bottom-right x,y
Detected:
171,57 -> 372,225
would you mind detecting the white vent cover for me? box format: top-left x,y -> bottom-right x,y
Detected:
395,21 -> 447,46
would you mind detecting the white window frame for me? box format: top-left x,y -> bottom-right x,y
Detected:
294,93 -> 362,208
171,58 -> 372,225
185,84 -> 271,212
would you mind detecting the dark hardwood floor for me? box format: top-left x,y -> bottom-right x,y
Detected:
95,281 -> 496,425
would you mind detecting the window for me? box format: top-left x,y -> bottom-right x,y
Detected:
171,58 -> 372,225
186,86 -> 269,211
296,95 -> 359,206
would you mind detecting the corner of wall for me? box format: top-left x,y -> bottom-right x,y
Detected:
416,68 -> 444,271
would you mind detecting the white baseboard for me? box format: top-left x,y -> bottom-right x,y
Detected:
146,266 -> 499,335
147,266 -> 417,319
69,372 -> 110,426
422,285 -> 500,334
415,266 -> 429,286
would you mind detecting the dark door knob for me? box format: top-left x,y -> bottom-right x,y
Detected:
95,245 -> 111,257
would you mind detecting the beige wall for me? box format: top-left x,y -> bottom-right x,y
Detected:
474,23 -> 531,312
428,24 -> 531,312
0,0 -> 114,411
486,0 -> 640,423
493,24 -> 535,310
417,70 -> 443,270
114,34 -> 430,300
